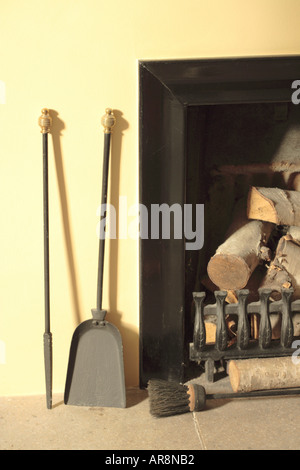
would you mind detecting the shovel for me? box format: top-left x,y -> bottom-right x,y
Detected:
64,108 -> 126,408
38,108 -> 53,410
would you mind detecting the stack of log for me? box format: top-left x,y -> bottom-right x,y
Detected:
205,186 -> 300,341
247,187 -> 300,300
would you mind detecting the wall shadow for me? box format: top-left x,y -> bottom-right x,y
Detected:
50,108 -> 139,387
107,109 -> 129,321
104,110 -> 139,386
50,110 -> 82,325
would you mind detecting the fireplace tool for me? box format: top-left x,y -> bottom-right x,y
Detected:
147,378 -> 300,417
38,108 -> 53,410
64,108 -> 126,408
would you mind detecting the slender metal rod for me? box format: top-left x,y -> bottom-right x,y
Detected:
43,133 -> 50,333
208,387 -> 300,400
39,108 -> 52,410
96,109 -> 116,314
97,132 -> 111,312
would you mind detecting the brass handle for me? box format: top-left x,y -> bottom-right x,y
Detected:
38,108 -> 52,134
101,108 -> 116,134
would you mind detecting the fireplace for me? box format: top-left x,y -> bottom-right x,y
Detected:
139,56 -> 300,388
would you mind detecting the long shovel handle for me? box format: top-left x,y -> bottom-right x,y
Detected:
94,109 -> 116,317
38,108 -> 52,409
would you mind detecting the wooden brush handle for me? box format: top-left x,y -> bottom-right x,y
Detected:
188,384 -> 206,411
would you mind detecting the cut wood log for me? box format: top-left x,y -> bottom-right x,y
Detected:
260,231 -> 300,299
290,173 -> 300,191
207,202 -> 273,290
202,264 -> 266,304
287,225 -> 300,241
228,357 -> 300,393
259,264 -> 292,301
259,228 -> 300,338
247,186 -> 300,226
205,323 -> 216,344
200,275 -> 240,304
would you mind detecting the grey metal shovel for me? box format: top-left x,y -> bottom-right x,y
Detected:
64,108 -> 126,408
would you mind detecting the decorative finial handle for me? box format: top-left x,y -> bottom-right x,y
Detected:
101,108 -> 116,134
38,108 -> 52,134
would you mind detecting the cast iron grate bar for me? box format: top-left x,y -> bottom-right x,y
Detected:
190,287 -> 299,382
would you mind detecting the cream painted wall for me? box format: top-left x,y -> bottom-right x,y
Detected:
1,0 -> 300,396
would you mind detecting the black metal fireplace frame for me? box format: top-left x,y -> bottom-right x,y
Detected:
139,55 -> 300,388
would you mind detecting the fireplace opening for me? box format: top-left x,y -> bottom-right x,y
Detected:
187,102 -> 300,331
139,56 -> 300,388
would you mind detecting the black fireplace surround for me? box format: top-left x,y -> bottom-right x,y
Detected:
139,56 -> 300,388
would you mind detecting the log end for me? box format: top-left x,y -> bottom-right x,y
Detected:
247,186 -> 278,224
228,360 -> 240,393
207,254 -> 251,290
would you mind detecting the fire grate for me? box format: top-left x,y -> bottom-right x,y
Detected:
190,287 -> 300,383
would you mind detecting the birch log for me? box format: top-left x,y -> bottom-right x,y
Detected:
207,205 -> 273,290
247,186 -> 300,226
259,226 -> 300,337
260,228 -> 300,299
228,357 -> 300,393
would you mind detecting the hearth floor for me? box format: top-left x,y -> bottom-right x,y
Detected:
1,378 -> 300,451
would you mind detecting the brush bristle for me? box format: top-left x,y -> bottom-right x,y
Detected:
147,379 -> 191,417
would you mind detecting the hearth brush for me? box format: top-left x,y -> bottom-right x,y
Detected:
147,379 -> 300,418
147,380 -> 206,417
